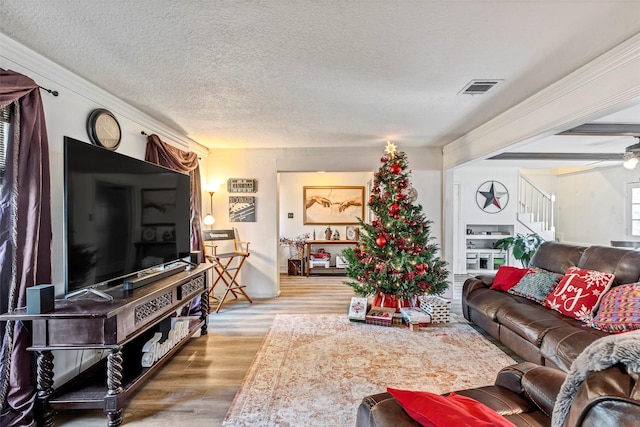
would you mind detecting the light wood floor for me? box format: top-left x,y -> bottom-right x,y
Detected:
55,274 -> 468,426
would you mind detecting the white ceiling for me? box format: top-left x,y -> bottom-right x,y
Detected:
1,1 -> 640,156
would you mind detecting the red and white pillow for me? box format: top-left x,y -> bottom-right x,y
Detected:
544,266 -> 614,322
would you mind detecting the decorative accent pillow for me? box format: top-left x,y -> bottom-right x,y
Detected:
387,388 -> 516,427
590,282 -> 640,333
544,266 -> 614,323
490,266 -> 531,292
507,268 -> 563,303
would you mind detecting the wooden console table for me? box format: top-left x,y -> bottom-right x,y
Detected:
305,240 -> 358,276
0,263 -> 212,427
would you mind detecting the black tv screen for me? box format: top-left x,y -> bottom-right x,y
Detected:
64,137 -> 191,293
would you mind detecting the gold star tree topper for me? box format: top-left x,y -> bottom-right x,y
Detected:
385,141 -> 397,157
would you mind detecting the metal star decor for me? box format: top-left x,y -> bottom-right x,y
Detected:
476,180 -> 509,213
385,141 -> 397,157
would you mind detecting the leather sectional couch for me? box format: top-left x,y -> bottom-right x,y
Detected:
356,242 -> 640,426
462,241 -> 640,372
356,361 -> 640,427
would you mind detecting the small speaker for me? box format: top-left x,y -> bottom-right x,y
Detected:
190,250 -> 202,264
26,284 -> 55,314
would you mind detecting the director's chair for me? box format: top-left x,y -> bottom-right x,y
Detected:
203,229 -> 253,312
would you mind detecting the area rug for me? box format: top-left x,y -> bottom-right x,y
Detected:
223,314 -> 516,427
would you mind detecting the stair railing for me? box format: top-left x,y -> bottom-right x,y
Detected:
518,174 -> 555,234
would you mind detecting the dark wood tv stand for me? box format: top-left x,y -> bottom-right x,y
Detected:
0,263 -> 212,427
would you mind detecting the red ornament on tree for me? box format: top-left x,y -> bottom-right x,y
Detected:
390,164 -> 402,174
376,236 -> 387,247
390,203 -> 399,214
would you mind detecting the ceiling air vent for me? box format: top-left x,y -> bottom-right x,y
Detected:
459,79 -> 502,95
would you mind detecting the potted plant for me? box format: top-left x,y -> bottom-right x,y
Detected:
279,233 -> 310,260
493,232 -> 543,267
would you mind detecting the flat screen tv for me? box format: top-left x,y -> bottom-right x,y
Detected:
64,136 -> 191,294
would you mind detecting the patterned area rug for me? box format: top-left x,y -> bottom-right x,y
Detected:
223,314 -> 516,427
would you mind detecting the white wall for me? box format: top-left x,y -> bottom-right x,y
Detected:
453,167 -> 522,273
1,34 -> 208,297
205,147 -> 445,298
458,167 -> 519,227
520,169 -> 558,199
1,34 -> 208,386
3,33 -> 447,382
555,165 -> 638,245
278,171 -> 372,271
441,33 -> 640,275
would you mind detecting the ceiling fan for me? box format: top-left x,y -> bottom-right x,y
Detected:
487,123 -> 640,165
559,123 -> 640,170
623,138 -> 640,170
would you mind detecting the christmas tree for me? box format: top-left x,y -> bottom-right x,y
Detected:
343,142 -> 449,299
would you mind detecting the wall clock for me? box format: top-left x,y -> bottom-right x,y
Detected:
87,108 -> 121,151
476,180 -> 509,213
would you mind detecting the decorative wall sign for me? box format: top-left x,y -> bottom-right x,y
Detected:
227,178 -> 257,193
476,180 -> 509,213
229,196 -> 256,222
303,186 -> 365,225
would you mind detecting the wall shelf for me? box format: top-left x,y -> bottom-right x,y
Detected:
465,224 -> 513,274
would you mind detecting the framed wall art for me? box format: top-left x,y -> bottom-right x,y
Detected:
303,186 -> 364,225
227,178 -> 258,193
229,196 -> 256,222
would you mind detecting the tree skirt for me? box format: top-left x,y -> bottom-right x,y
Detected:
223,314 -> 516,427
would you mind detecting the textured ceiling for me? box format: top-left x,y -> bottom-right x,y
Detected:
1,1 -> 640,149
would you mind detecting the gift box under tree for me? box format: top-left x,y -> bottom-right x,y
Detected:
418,295 -> 451,323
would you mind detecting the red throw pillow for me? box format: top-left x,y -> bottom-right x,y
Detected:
490,266 -> 531,291
387,388 -> 516,427
544,266 -> 614,322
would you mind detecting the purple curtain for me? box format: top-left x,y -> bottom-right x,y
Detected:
145,134 -> 205,259
0,69 -> 52,427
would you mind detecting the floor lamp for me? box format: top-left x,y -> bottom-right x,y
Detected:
203,182 -> 219,228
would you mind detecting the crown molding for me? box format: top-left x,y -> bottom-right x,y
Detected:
0,33 -> 208,157
443,31 -> 640,169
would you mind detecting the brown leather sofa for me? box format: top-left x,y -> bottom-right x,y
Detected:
462,241 -> 640,372
356,243 -> 640,426
356,361 -> 640,427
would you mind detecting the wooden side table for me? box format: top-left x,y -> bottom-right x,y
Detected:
305,240 -> 357,276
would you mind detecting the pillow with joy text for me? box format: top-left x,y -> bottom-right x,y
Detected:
590,282 -> 640,333
490,266 -> 531,292
387,387 -> 516,427
507,268 -> 563,303
544,266 -> 614,323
